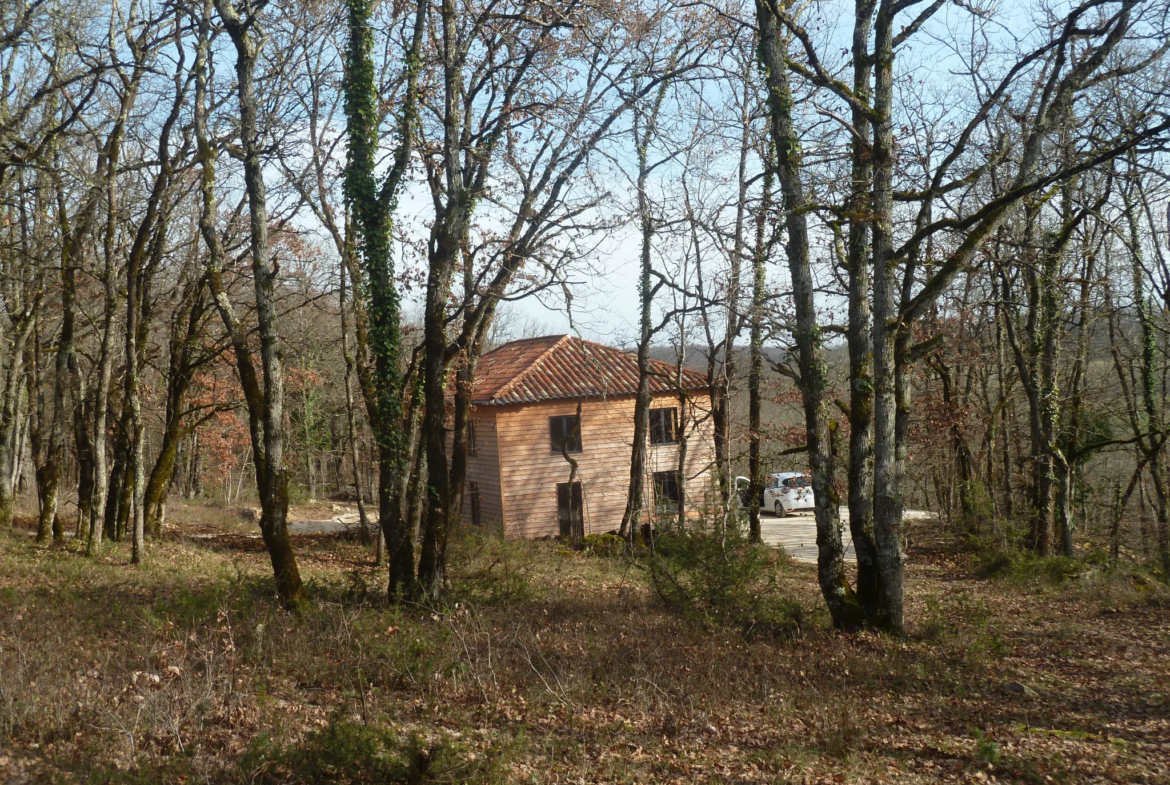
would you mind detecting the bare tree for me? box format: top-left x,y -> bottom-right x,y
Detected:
195,0 -> 306,606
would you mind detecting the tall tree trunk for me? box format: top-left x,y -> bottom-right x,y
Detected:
620,90 -> 666,543
89,190 -> 117,552
747,146 -> 773,545
104,420 -> 127,541
24,313 -> 58,543
339,237 -> 373,550
342,0 -> 426,599
198,0 -> 306,607
125,196 -> 145,563
846,0 -> 880,612
869,0 -> 905,633
145,278 -> 207,537
417,268 -> 458,599
757,0 -> 860,629
0,310 -> 33,528
711,86 -> 754,521
1124,180 -> 1169,570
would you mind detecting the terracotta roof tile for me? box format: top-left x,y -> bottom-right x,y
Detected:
473,335 -> 708,405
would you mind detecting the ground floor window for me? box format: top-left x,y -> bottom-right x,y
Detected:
556,481 -> 584,539
470,481 -> 481,526
653,470 -> 681,515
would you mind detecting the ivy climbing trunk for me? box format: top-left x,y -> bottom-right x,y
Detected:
343,0 -> 426,599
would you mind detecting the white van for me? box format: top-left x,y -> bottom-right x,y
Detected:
735,472 -> 815,517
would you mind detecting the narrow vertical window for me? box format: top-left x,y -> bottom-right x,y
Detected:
556,481 -> 584,539
549,414 -> 582,453
470,482 -> 481,526
652,470 -> 681,513
649,408 -> 678,445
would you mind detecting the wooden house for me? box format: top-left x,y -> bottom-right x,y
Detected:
460,335 -> 717,538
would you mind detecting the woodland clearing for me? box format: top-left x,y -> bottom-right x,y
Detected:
1,505 -> 1167,784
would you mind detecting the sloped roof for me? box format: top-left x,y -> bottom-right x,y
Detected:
472,335 -> 708,405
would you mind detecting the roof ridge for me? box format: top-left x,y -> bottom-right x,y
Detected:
490,334 -> 571,402
635,348 -> 706,382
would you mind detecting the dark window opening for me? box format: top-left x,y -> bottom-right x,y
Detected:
549,414 -> 582,454
556,481 -> 584,539
649,407 -> 678,445
653,470 -> 681,514
470,482 -> 482,526
467,420 -> 477,457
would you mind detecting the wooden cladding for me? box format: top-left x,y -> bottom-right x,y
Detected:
458,416 -> 504,527
461,392 -> 715,539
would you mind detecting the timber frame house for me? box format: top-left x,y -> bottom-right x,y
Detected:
460,335 -> 717,538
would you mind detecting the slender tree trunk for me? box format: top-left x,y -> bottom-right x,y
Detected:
126,192 -> 145,563
198,0 -> 306,607
417,273 -> 457,598
24,317 -> 57,543
89,239 -> 117,551
342,0 -> 425,599
0,313 -> 33,528
869,0 -> 904,633
1124,181 -> 1169,570
144,280 -> 205,538
339,238 -> 373,550
71,377 -> 94,538
757,0 -> 860,629
847,0 -> 880,613
747,146 -> 773,545
104,422 -> 127,541
620,95 -> 663,543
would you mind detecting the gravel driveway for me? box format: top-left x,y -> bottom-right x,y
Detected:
760,507 -> 934,563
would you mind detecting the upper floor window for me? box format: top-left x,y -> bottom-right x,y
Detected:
467,420 -> 477,457
649,407 -> 678,445
549,414 -> 582,454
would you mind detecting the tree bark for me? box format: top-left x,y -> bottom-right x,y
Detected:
867,0 -> 905,633
198,0 -> 306,608
845,0 -> 881,617
747,145 -> 773,545
0,308 -> 33,528
620,86 -> 668,543
757,0 -> 860,629
342,0 -> 426,599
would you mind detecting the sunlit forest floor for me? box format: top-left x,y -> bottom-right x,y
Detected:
1,505 -> 1167,784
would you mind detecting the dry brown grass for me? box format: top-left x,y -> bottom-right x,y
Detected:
0,505 -> 1168,784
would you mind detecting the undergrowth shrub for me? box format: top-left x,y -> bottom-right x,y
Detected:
242,719 -> 507,784
646,515 -> 803,639
1074,561 -> 1170,610
974,548 -> 1086,583
965,526 -> 1095,585
954,479 -> 996,536
446,528 -> 532,606
919,592 -> 1006,663
582,532 -> 625,556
